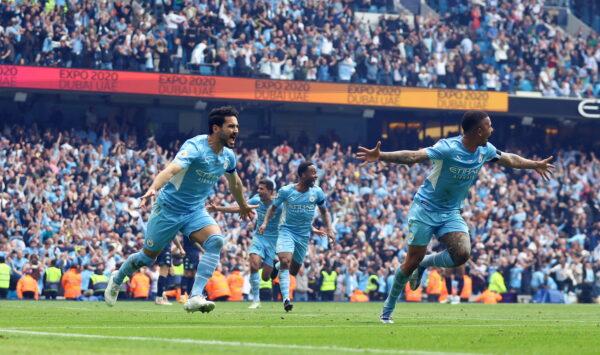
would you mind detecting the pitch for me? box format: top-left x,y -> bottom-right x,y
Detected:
0,302 -> 598,354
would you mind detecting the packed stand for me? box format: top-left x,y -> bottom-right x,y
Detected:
0,0 -> 597,97
0,120 -> 599,304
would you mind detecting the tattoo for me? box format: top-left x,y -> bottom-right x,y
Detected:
380,150 -> 427,165
499,152 -> 537,169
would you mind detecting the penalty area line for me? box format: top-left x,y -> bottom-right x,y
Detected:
0,328 -> 481,355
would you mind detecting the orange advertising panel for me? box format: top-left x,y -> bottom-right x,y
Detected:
0,65 -> 508,112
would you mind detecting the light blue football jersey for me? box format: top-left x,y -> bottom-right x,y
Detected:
248,194 -> 282,240
272,184 -> 326,237
414,136 -> 500,211
157,135 -> 237,213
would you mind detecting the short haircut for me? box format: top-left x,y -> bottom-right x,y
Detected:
258,178 -> 275,191
461,110 -> 489,133
208,106 -> 239,134
297,161 -> 313,176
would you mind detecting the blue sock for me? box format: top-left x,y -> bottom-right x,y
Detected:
157,275 -> 166,297
250,272 -> 260,302
279,269 -> 290,301
382,268 -> 409,316
115,252 -> 154,285
419,250 -> 455,268
191,235 -> 223,297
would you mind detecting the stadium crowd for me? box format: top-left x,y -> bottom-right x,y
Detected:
0,0 -> 598,97
0,116 -> 599,304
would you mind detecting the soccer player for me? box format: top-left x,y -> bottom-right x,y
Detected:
208,179 -> 325,309
104,106 -> 255,314
259,161 -> 335,312
356,111 -> 554,323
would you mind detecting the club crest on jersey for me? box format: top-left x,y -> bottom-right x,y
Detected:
146,239 -> 154,248
478,153 -> 484,163
309,195 -> 316,203
223,159 -> 229,170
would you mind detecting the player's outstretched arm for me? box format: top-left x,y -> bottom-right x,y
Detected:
496,152 -> 555,181
318,205 -> 336,244
356,141 -> 429,166
207,202 -> 258,214
225,172 -> 255,220
258,206 -> 275,234
140,162 -> 184,206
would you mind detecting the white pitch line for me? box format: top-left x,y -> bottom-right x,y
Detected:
0,329 -> 481,355
2,323 -> 587,330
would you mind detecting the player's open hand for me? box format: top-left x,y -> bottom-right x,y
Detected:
139,187 -> 157,207
206,202 -> 218,213
326,228 -> 336,244
238,204 -> 256,221
534,156 -> 555,181
312,226 -> 326,236
356,141 -> 381,166
258,223 -> 267,234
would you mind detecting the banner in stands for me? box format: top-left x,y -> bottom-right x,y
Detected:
0,65 -> 508,112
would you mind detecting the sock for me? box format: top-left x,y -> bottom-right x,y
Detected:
382,268 -> 409,315
250,272 -> 260,302
180,276 -> 191,295
419,250 -> 455,268
279,269 -> 290,301
191,235 -> 223,297
157,275 -> 166,297
186,276 -> 194,295
115,252 -> 154,285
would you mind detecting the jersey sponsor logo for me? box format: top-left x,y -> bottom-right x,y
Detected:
287,203 -> 316,213
449,166 -> 480,180
195,170 -> 220,184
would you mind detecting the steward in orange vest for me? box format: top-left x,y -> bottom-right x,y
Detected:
426,269 -> 442,302
206,266 -> 231,301
62,266 -> 82,300
350,289 -> 369,302
17,270 -> 39,300
475,289 -> 502,304
460,275 -> 473,302
227,268 -> 244,301
404,283 -> 422,302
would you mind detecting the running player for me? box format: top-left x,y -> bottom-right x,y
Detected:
104,106 -> 255,314
259,161 -> 335,312
208,178 -> 325,309
356,110 -> 555,323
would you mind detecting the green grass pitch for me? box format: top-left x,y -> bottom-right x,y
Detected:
0,301 -> 599,354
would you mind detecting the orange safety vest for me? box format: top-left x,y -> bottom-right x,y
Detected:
227,271 -> 244,301
206,271 -> 231,300
130,272 -> 150,299
426,270 -> 442,295
350,289 -> 369,302
17,275 -> 39,300
404,283 -> 422,302
439,277 -> 449,302
62,268 -> 82,299
475,289 -> 502,304
460,275 -> 472,299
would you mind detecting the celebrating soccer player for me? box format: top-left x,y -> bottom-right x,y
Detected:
356,110 -> 555,323
259,161 -> 335,312
104,106 -> 255,314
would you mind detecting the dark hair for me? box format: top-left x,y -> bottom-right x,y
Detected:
258,178 -> 275,191
208,106 -> 239,134
297,161 -> 313,176
461,110 -> 489,133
